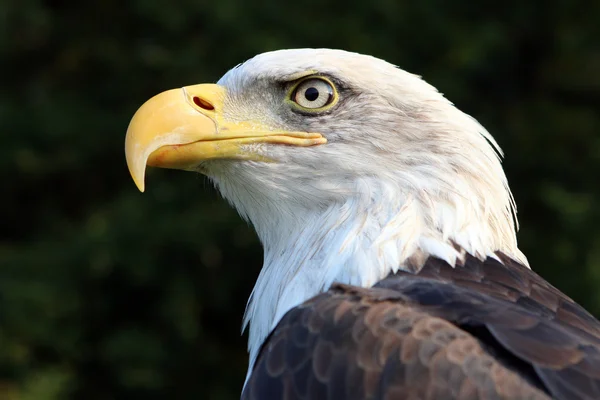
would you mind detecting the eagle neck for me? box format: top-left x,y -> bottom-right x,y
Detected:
241,178 -> 526,383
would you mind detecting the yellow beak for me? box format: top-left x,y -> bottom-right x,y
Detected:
125,84 -> 326,192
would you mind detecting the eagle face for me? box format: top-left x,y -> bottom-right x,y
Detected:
201,51 -> 413,207
127,49 -> 508,219
210,50 -> 475,201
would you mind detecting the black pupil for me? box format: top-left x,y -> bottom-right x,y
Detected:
304,87 -> 319,101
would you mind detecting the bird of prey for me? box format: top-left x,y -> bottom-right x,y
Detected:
125,49 -> 600,400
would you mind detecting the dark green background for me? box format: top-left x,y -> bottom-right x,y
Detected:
2,1 -> 599,399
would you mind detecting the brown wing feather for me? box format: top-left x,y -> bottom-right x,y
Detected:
242,255 -> 600,400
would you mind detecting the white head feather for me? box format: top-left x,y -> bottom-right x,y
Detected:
200,49 -> 527,380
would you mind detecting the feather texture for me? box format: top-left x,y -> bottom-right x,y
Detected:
243,255 -> 600,400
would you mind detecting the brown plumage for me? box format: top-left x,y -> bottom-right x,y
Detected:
243,254 -> 600,400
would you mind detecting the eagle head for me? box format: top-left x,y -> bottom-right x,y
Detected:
125,49 -> 527,367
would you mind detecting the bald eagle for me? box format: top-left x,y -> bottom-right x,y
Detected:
125,49 -> 600,400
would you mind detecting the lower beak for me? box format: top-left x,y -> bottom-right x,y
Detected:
125,84 -> 326,192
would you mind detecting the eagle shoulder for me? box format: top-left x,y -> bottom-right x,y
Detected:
244,255 -> 600,399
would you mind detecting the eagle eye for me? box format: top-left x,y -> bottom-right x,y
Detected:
290,77 -> 338,111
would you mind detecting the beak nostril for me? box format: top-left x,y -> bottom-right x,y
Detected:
193,96 -> 215,111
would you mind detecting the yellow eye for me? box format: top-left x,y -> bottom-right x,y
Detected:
291,78 -> 336,110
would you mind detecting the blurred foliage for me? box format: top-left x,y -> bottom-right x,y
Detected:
1,0 -> 599,399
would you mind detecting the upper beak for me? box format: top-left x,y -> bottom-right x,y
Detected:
125,84 -> 326,192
